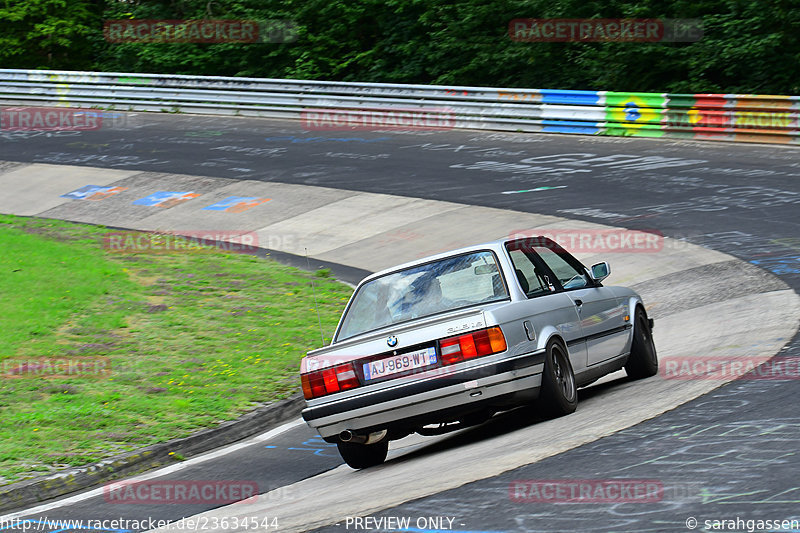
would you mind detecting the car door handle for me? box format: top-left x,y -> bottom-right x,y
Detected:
574,299 -> 583,307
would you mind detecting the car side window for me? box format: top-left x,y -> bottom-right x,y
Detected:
531,245 -> 589,290
507,249 -> 553,298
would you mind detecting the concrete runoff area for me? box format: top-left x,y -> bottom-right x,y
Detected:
0,164 -> 140,217
313,206 -> 564,273
134,180 -> 356,234
0,161 -> 797,532
255,193 -> 465,258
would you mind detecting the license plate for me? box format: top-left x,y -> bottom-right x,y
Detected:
363,347 -> 437,381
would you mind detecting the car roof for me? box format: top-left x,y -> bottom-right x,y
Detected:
358,238 -> 512,285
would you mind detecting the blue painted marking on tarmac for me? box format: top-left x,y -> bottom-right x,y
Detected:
132,191 -> 197,206
202,196 -> 269,212
750,255 -> 800,275
265,436 -> 338,456
203,196 -> 258,210
61,185 -> 114,199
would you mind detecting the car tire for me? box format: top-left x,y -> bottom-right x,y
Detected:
538,339 -> 578,418
625,307 -> 658,379
336,439 -> 389,469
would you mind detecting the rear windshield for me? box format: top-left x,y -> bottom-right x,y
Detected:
336,250 -> 508,341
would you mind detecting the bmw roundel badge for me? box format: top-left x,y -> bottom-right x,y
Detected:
387,335 -> 398,347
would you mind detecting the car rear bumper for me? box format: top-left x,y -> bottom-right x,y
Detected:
302,349 -> 545,438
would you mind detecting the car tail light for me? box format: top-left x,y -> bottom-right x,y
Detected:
301,362 -> 360,400
439,326 -> 507,365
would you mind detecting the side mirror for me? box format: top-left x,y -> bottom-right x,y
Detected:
590,261 -> 610,282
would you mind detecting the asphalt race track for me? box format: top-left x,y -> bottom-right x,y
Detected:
1,114 -> 799,532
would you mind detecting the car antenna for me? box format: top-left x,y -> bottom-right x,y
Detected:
305,248 -> 326,347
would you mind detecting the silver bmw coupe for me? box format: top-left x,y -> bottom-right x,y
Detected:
300,236 -> 657,469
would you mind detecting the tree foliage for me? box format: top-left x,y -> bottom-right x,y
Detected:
1,0 -> 797,94
0,0 -> 102,70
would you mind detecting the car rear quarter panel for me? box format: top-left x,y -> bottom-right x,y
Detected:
485,292 -> 587,373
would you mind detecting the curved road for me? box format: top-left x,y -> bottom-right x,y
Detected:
1,115 -> 799,532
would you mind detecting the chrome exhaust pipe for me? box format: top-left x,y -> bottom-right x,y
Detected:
339,429 -> 387,445
339,430 -> 357,442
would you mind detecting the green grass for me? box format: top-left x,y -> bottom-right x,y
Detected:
0,215 -> 353,484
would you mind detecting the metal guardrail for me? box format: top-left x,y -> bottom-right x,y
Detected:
1,69 -> 798,144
